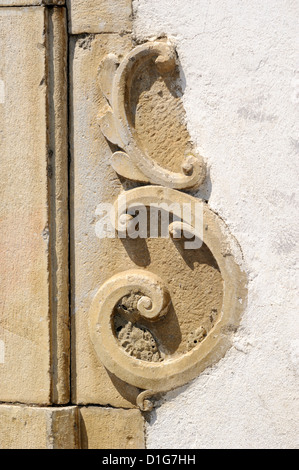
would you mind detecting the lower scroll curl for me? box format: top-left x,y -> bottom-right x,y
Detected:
137,390 -> 155,412
90,187 -> 247,403
89,269 -> 175,393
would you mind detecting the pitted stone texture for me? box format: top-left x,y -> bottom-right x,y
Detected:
113,242 -> 223,359
79,407 -> 145,449
130,60 -> 192,174
67,0 -> 132,34
115,318 -> 164,363
186,327 -> 207,352
0,405 -> 78,449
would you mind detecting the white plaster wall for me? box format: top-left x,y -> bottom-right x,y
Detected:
133,0 -> 299,449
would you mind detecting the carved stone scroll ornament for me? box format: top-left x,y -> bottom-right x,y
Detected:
93,39 -> 247,411
98,40 -> 206,189
90,187 -> 247,410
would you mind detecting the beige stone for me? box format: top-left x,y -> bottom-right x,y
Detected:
0,6 -> 69,404
67,0 -> 132,35
0,1 -> 64,4
70,33 -> 141,408
0,404 -> 144,449
0,405 -> 78,449
98,40 -> 206,189
79,407 -> 145,449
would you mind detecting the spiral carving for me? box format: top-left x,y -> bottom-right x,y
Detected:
90,185 -> 247,397
92,39 -> 247,407
89,270 -> 173,391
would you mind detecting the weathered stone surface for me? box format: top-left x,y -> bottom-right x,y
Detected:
69,33 -> 139,408
69,30 -> 245,409
67,0 -> 132,34
79,407 -> 145,449
47,6 -> 70,405
0,1 -> 64,5
0,6 -> 69,404
0,405 -> 78,449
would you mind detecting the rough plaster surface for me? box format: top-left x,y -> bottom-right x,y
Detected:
133,0 -> 299,449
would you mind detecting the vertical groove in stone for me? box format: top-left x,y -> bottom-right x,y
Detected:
45,6 -> 70,404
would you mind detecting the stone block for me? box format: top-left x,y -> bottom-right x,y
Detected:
0,405 -> 78,449
79,407 -> 145,449
67,0 -> 132,34
69,31 -> 243,408
69,33 -> 141,408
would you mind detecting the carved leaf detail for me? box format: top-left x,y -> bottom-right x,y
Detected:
98,110 -> 122,147
111,151 -> 150,183
98,53 -> 119,105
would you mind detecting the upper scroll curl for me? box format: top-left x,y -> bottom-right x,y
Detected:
98,40 -> 206,190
